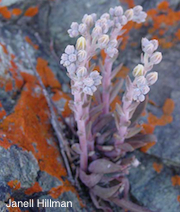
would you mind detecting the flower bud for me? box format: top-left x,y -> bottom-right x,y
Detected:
143,43 -> 154,55
71,22 -> 79,30
125,9 -> 134,21
120,15 -> 128,25
92,26 -> 102,36
150,52 -> 162,64
82,14 -> 94,27
98,34 -> 109,48
109,39 -> 118,48
114,6 -> 123,17
133,64 -> 144,77
133,5 -> 143,16
78,50 -> 87,62
146,72 -> 158,86
76,36 -> 86,50
135,76 -> 147,87
65,45 -> 75,54
67,63 -> 76,74
76,67 -> 87,78
101,13 -> 110,20
78,23 -> 87,35
150,39 -> 158,51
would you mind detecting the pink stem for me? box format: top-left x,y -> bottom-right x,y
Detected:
115,92 -> 133,146
74,91 -> 88,171
102,56 -> 113,114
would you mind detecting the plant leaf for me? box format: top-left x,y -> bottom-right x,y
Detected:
109,79 -> 124,104
88,159 -> 122,174
79,170 -> 102,188
91,184 -> 121,199
111,63 -> 123,80
110,198 -> 153,212
130,96 -> 148,124
126,126 -> 142,139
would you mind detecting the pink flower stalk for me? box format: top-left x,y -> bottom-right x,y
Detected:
60,4 -> 162,212
115,38 -> 162,146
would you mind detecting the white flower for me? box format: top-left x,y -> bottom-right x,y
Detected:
68,22 -> 79,37
133,64 -> 144,77
78,23 -> 88,36
109,39 -> 118,48
76,36 -> 86,50
146,72 -> 158,86
98,34 -> 109,49
76,67 -> 87,78
60,45 -> 77,68
133,5 -> 143,16
77,50 -> 87,62
110,6 -> 123,17
92,26 -> 102,37
82,14 -> 96,27
67,63 -> 76,74
115,6 -> 123,16
142,38 -> 159,55
133,6 -> 147,24
101,13 -> 110,20
150,52 -> 162,64
83,71 -> 102,95
133,76 -> 150,102
106,47 -> 118,58
95,18 -> 109,34
125,9 -> 134,21
120,15 -> 128,25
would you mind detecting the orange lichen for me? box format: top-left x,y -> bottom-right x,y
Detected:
0,55 -> 80,202
175,29 -> 180,40
157,1 -> 169,10
147,98 -> 174,127
12,8 -> 22,16
25,36 -> 39,50
171,175 -> 180,186
0,102 -> 6,120
140,141 -> 156,153
25,182 -> 42,195
110,96 -> 121,112
7,180 -> 21,191
163,98 -> 175,115
121,0 -> 135,8
49,179 -> 76,199
0,6 -> 11,19
100,49 -> 107,65
141,123 -> 155,134
52,89 -> 71,117
177,195 -> 180,203
145,1 -> 180,49
24,6 -> 39,17
116,66 -> 130,79
0,43 -> 8,54
36,58 -> 61,89
153,162 -> 163,173
5,81 -> 13,92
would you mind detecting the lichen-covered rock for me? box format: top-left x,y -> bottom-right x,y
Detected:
0,146 -> 39,189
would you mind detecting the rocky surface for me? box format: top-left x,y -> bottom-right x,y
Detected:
0,0 -> 180,211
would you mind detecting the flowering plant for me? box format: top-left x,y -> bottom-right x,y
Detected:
60,5 -> 162,212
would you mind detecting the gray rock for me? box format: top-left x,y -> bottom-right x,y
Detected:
0,201 -> 8,212
129,152 -> 180,212
38,171 -> 62,192
0,145 -> 39,190
42,0 -> 120,54
0,0 -> 25,6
